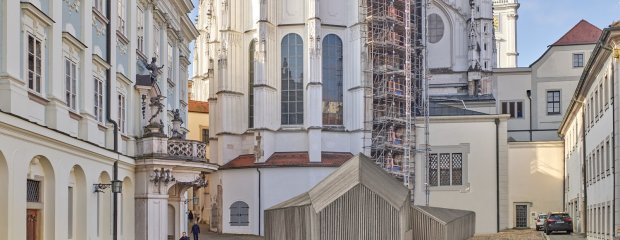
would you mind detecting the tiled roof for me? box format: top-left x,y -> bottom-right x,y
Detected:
220,152 -> 353,169
552,20 -> 602,46
188,100 -> 209,113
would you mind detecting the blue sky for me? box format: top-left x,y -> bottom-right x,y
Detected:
517,0 -> 619,67
186,0 -> 620,73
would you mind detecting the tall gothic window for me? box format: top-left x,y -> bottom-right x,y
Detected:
248,40 -> 256,128
281,33 -> 304,125
322,34 -> 343,125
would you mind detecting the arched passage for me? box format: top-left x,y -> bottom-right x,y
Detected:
97,171 -> 112,239
121,177 -> 134,239
26,156 -> 55,240
68,165 -> 87,239
0,151 -> 8,240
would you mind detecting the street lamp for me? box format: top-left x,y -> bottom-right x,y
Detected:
94,180 -> 123,193
111,180 -> 123,194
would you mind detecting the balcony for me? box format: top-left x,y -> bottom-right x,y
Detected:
167,139 -> 207,161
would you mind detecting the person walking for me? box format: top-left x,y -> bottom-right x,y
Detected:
191,222 -> 200,240
179,232 -> 190,240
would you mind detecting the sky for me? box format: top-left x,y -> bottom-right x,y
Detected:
186,0 -> 620,73
517,0 -> 620,67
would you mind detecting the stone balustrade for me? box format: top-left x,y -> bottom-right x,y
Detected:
167,139 -> 208,162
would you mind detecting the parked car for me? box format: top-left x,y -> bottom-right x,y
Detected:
535,214 -> 547,231
544,212 -> 573,235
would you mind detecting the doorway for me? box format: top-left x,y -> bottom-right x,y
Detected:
27,209 -> 40,240
516,205 -> 528,228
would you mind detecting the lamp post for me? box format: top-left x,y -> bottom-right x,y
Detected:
526,90 -> 532,141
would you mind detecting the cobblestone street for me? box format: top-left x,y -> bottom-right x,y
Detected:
545,232 -> 586,240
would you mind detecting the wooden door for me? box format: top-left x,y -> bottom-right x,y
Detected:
27,209 -> 39,240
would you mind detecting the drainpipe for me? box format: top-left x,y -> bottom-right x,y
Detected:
495,118 -> 500,232
526,90 -> 532,141
581,102 -> 587,234
105,2 -> 120,240
611,55 -> 615,235
256,168 -> 261,236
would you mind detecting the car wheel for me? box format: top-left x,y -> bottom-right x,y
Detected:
545,229 -> 551,235
567,230 -> 573,234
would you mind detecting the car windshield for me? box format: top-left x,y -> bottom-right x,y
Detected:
549,214 -> 569,220
539,215 -> 547,219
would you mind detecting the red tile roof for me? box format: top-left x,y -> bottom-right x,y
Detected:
220,152 -> 354,169
188,100 -> 209,113
552,20 -> 602,46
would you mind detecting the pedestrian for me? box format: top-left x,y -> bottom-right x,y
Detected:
191,222 -> 200,240
188,211 -> 194,221
179,232 -> 190,240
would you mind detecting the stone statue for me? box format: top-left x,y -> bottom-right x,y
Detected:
144,57 -> 164,83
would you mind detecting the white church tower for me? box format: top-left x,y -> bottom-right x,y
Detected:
492,0 -> 519,68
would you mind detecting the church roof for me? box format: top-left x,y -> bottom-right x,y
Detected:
188,100 -> 209,113
219,152 -> 352,169
267,153 -> 409,212
552,20 -> 602,46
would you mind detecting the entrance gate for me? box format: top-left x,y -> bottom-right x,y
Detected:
516,205 -> 528,228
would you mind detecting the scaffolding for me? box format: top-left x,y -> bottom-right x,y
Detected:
362,0 -> 428,203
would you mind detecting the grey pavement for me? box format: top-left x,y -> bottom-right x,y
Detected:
544,232 -> 586,240
198,232 -> 264,240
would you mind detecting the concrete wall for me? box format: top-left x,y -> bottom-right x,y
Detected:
414,115 -> 509,234
507,141 -> 564,229
220,167 -> 336,235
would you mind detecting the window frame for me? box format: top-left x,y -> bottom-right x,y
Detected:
427,144 -> 469,191
201,128 -> 209,144
117,92 -> 126,133
322,34 -> 344,126
117,0 -> 126,35
136,6 -> 145,53
26,33 -> 44,94
249,40 -> 256,129
428,13 -> 445,44
65,58 -> 78,111
546,90 -> 561,115
500,101 -> 524,119
280,33 -> 304,126
94,76 -> 105,123
573,53 -> 584,68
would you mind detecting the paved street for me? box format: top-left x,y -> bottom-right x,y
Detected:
545,232 -> 586,240
200,232 -> 264,240
469,229 -> 544,240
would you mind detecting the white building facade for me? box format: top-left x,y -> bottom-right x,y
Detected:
492,0 -> 519,68
559,25 -> 620,238
0,0 -> 213,240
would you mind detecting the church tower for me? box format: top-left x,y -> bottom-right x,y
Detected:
493,0 -> 519,68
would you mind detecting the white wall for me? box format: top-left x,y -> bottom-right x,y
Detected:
414,115 -> 509,234
507,141 -> 564,229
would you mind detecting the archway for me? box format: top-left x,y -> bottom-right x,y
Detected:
26,156 -> 55,240
0,151 -> 8,240
121,177 -> 134,239
68,165 -> 87,240
96,171 -> 112,239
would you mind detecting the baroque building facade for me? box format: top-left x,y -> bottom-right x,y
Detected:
191,0 -> 519,235
0,0 -> 214,240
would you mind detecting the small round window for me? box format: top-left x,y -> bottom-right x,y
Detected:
428,14 -> 444,44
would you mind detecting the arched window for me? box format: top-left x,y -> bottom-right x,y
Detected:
322,34 -> 343,125
230,201 -> 249,226
249,40 -> 256,128
281,33 -> 304,125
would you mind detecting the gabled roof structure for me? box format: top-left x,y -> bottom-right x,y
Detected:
552,20 -> 602,46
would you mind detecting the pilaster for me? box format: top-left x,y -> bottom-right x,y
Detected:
307,1 -> 322,162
